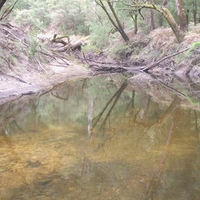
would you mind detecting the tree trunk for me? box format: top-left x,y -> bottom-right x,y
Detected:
161,7 -> 185,43
107,1 -> 129,42
0,0 -> 7,10
162,0 -> 171,6
193,0 -> 197,26
96,0 -> 129,42
186,9 -> 189,27
149,0 -> 155,31
150,9 -> 155,31
130,12 -> 138,34
139,4 -> 185,43
175,0 -> 187,31
123,2 -> 185,42
199,13 -> 200,23
158,13 -> 163,27
134,14 -> 138,34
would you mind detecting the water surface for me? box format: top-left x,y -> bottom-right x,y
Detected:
0,75 -> 200,200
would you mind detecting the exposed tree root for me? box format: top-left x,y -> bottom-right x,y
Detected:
0,71 -> 27,83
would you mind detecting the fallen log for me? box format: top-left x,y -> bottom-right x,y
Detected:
71,41 -> 82,51
89,47 -> 191,75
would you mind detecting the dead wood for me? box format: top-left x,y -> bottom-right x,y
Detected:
51,34 -> 82,52
51,34 -> 70,46
90,65 -> 127,73
51,41 -> 82,52
71,41 -> 82,51
88,47 -> 191,75
142,47 -> 190,72
79,52 -> 119,65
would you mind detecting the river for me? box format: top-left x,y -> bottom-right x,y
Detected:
0,74 -> 200,200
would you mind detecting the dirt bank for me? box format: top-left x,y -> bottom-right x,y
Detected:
1,22 -> 200,105
88,24 -> 200,80
0,22 -> 90,105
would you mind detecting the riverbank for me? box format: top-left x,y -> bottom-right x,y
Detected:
103,24 -> 200,80
0,22 -> 89,105
0,63 -> 89,105
0,22 -> 200,104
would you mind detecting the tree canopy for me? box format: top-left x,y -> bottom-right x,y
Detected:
0,0 -> 199,45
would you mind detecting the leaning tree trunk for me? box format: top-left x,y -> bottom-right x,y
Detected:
124,3 -> 185,43
161,7 -> 185,43
96,0 -> 129,42
140,4 -> 185,43
107,1 -> 129,42
0,0 -> 7,10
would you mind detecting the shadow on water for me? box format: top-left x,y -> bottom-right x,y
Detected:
1,74 -> 200,199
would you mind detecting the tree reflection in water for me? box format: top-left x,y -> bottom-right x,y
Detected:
0,75 -> 200,199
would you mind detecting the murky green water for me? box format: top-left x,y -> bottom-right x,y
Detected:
1,74 -> 200,200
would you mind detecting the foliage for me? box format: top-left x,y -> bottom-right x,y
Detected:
47,0 -> 89,35
12,0 -> 89,35
190,41 -> 200,49
13,0 -> 50,33
95,0 -> 130,42
28,37 -> 39,57
1,0 -> 199,47
90,22 -> 112,48
185,41 -> 200,57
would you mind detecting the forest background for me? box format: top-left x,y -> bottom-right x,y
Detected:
0,0 -> 200,102
1,0 -> 199,48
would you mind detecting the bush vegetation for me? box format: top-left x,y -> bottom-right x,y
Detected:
1,0 -> 200,48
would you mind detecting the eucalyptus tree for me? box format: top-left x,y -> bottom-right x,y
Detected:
184,0 -> 199,26
121,0 -> 186,43
95,0 -> 129,42
175,0 -> 187,31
